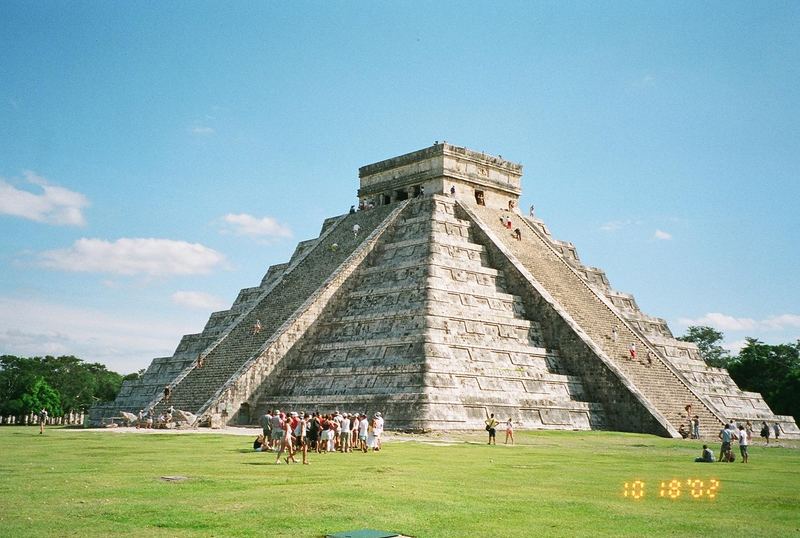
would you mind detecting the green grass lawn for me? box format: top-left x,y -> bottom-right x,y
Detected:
0,427 -> 798,537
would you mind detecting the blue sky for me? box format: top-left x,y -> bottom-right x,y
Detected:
1,2 -> 798,373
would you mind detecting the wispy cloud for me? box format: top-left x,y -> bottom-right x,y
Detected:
190,125 -> 215,136
220,213 -> 292,241
632,73 -> 657,89
678,312 -> 800,332
39,238 -> 226,276
171,291 -> 226,311
0,297 -> 196,374
653,229 -> 672,240
722,339 -> 748,354
0,171 -> 89,226
599,219 -> 633,232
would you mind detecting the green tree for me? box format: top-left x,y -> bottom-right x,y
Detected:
20,376 -> 63,416
727,338 -> 800,421
677,326 -> 731,367
0,355 -> 124,415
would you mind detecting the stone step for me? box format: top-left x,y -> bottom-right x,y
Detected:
469,204 -> 724,436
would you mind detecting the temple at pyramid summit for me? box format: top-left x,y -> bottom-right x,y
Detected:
91,143 -> 799,438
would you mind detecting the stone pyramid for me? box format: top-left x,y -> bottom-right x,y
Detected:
91,143 -> 798,439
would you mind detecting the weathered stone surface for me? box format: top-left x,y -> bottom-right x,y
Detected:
91,143 -> 798,439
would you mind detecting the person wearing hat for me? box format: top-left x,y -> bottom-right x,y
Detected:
270,410 -> 284,448
372,412 -> 384,451
340,413 -> 351,453
261,410 -> 272,449
358,413 -> 369,452
350,413 -> 359,450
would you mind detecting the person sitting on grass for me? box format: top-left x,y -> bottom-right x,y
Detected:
695,444 -> 715,463
253,434 -> 266,452
678,424 -> 689,439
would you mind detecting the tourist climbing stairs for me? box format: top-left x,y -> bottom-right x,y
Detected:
466,204 -> 725,438
153,204 -> 398,416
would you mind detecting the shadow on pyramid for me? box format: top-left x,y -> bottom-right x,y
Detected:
92,143 -> 799,439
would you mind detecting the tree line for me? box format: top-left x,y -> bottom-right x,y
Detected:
2,328 -> 798,422
0,355 -> 138,416
678,326 -> 800,421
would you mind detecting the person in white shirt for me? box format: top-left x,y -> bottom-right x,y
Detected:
372,412 -> 384,451
340,414 -> 351,452
358,414 -> 369,453
738,425 -> 749,463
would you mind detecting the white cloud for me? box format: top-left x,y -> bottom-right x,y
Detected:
632,73 -> 657,89
653,229 -> 672,240
678,312 -> 758,332
190,126 -> 215,135
171,291 -> 226,311
761,314 -> 800,330
678,312 -> 800,332
0,171 -> 89,226
39,238 -> 225,276
220,213 -> 292,240
0,297 -> 196,374
723,339 -> 748,354
599,220 -> 632,232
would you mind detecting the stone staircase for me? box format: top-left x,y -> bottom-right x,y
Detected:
255,195 -> 606,431
465,204 -> 728,438
152,204 -> 398,416
520,216 -> 799,439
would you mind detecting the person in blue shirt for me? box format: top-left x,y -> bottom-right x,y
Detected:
695,444 -> 715,463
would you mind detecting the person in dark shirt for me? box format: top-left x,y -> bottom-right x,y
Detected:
694,444 -> 715,463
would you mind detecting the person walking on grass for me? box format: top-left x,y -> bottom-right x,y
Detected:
276,416 -> 297,464
38,408 -> 48,435
760,421 -> 770,444
485,413 -> 499,445
373,412 -> 384,451
738,425 -> 749,463
504,417 -> 514,445
296,413 -> 310,465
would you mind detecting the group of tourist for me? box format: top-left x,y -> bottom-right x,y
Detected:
694,419 -> 783,463
499,214 -> 523,242
134,406 -> 180,429
679,406 -> 701,439
254,410 -> 384,465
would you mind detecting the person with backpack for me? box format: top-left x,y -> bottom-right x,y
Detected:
760,421 -> 770,445
485,413 -> 499,445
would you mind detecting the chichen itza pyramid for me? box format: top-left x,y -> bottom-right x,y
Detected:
91,143 -> 799,438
